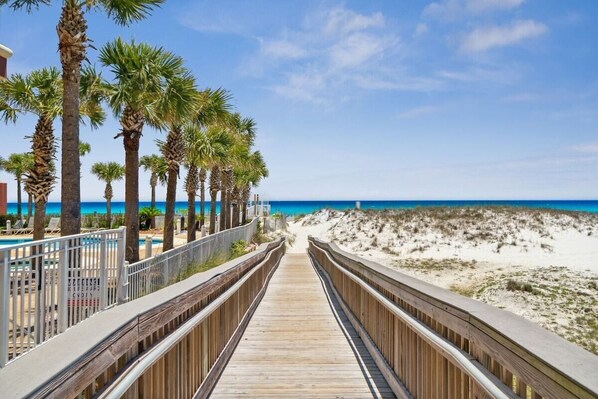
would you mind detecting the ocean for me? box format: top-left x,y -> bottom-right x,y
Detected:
5,200 -> 598,216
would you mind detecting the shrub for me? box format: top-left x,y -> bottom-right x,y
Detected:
506,279 -> 536,294
231,240 -> 247,259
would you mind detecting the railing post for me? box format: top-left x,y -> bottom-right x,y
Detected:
145,236 -> 153,259
0,250 -> 9,367
5,220 -> 10,234
116,227 -> 128,304
57,240 -> 69,333
99,234 -> 108,310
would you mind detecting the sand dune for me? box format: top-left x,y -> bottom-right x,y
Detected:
286,207 -> 598,354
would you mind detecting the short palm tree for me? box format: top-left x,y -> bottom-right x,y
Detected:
0,67 -> 104,240
0,0 -> 164,237
0,153 -> 34,219
79,142 -> 91,157
100,38 -> 193,262
239,151 -> 268,224
140,154 -> 168,209
91,162 -> 125,228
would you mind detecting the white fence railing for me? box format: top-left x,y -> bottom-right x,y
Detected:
125,218 -> 258,302
0,228 -> 126,367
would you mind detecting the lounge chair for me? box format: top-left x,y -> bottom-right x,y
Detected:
45,218 -> 60,234
14,217 -> 35,235
2,219 -> 24,235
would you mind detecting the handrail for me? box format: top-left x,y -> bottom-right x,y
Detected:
98,238 -> 285,398
308,236 -> 598,399
311,241 -> 512,399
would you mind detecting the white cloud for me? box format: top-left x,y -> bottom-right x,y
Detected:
250,5 -> 411,104
571,141 -> 598,153
424,0 -> 524,19
467,0 -> 525,13
329,33 -> 390,69
319,7 -> 385,36
261,40 -> 306,59
460,20 -> 547,52
414,23 -> 429,37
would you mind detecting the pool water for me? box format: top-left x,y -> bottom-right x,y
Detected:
0,237 -> 162,247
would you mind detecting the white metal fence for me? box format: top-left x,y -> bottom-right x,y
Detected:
0,228 -> 126,367
125,218 -> 258,302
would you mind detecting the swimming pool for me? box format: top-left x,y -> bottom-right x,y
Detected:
0,237 -> 163,247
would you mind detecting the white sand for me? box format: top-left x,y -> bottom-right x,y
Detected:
286,207 -> 598,354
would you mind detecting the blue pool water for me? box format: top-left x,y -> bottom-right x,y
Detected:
0,237 -> 162,247
5,200 -> 598,217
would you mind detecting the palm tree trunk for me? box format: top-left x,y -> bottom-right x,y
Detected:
150,181 -> 156,209
33,198 -> 46,241
231,187 -> 240,228
199,168 -> 206,228
209,189 -> 217,234
209,166 -> 220,235
187,191 -> 196,242
163,167 -> 177,251
219,188 -> 227,231
27,194 -> 33,220
58,0 -> 86,237
16,179 -> 22,219
123,134 -> 141,263
105,182 -> 113,228
241,202 -> 247,225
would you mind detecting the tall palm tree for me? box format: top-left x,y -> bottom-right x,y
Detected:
100,38 -> 193,262
221,114 -> 256,230
156,77 -> 198,251
0,67 -> 104,239
139,154 -> 167,209
0,153 -> 34,219
91,162 -> 124,228
183,125 -> 230,242
193,88 -> 232,229
0,0 -> 164,237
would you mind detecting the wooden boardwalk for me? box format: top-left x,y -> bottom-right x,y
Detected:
210,253 -> 395,398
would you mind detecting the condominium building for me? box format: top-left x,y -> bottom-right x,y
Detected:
0,44 -> 13,80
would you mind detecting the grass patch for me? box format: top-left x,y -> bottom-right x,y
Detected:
506,279 -> 539,294
175,240 -> 250,282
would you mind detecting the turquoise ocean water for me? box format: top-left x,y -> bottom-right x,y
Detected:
6,200 -> 598,216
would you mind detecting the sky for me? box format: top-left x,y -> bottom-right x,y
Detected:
0,0 -> 597,201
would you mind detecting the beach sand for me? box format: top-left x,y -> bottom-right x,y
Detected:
285,207 -> 598,354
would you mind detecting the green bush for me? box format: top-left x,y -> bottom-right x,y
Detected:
231,240 -> 247,259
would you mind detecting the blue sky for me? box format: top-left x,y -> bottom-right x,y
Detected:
1,0 -> 597,201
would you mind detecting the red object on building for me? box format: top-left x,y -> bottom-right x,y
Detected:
0,183 -> 7,215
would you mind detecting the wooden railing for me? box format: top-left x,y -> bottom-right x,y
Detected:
0,238 -> 285,399
308,237 -> 598,399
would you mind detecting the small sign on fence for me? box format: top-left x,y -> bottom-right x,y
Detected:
67,277 -> 101,307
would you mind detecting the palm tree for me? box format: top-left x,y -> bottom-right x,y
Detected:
91,162 -> 124,228
183,125 -> 230,242
239,151 -> 268,225
194,89 -> 232,230
140,154 -> 167,209
221,114 -> 256,230
100,38 -> 193,262
0,67 -> 104,239
79,142 -> 91,157
156,77 -> 198,251
0,153 -> 34,219
0,0 -> 164,237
